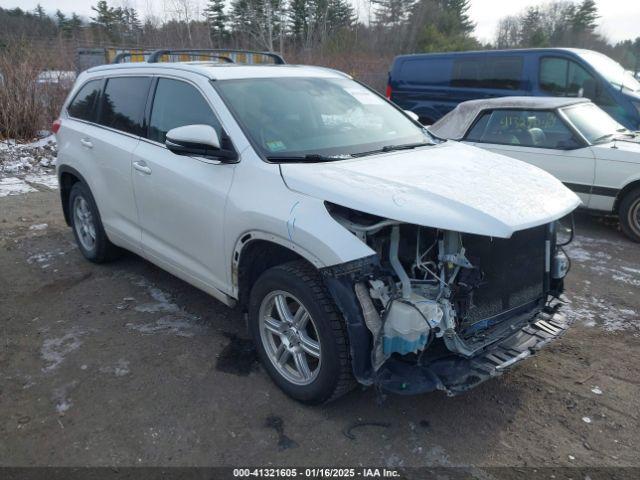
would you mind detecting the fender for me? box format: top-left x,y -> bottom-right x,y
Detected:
57,164 -> 92,226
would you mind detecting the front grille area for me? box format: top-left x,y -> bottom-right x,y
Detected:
456,225 -> 547,333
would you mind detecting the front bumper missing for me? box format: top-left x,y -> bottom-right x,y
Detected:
322,259 -> 574,397
374,300 -> 573,396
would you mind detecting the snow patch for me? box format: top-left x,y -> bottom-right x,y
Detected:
564,295 -> 639,334
29,223 -> 48,231
0,177 -> 37,197
41,330 -> 85,372
25,173 -> 58,190
99,359 -> 130,377
125,276 -> 202,337
52,381 -> 78,414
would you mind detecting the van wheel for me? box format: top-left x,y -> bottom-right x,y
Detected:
69,182 -> 121,262
248,260 -> 356,404
619,188 -> 640,242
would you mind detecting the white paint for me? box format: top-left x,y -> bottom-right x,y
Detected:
0,177 -> 37,197
582,416 -> 592,424
591,386 -> 603,395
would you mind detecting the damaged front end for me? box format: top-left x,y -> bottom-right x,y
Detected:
321,203 -> 573,396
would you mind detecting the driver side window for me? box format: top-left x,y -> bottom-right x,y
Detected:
149,78 -> 222,144
465,109 -> 581,149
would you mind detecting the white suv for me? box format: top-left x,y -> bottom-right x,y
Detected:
55,50 -> 580,403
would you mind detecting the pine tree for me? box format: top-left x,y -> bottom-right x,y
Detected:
520,6 -> 547,47
572,0 -> 599,33
91,0 -> 116,41
55,9 -> 73,38
444,0 -> 474,35
204,0 -> 228,46
34,4 -> 46,19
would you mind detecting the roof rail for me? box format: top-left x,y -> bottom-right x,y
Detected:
112,51 -> 154,64
146,49 -> 286,65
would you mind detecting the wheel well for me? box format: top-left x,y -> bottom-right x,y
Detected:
59,171 -> 81,225
613,180 -> 640,213
236,240 -> 312,309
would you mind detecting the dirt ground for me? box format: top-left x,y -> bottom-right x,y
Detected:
1,187 -> 639,472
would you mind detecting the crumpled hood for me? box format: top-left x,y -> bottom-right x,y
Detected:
280,141 -> 580,238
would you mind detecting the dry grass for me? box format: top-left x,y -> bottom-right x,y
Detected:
0,41 -> 75,140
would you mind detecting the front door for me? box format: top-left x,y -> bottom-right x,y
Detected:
132,77 -> 236,291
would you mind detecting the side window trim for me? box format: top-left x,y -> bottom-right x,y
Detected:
464,109 -> 493,141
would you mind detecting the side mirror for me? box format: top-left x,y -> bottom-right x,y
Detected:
404,110 -> 420,123
165,124 -> 237,162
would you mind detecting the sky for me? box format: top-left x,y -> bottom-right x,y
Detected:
1,0 -> 639,44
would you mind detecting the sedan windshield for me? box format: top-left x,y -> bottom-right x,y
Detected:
562,103 -> 626,144
215,77 -> 431,160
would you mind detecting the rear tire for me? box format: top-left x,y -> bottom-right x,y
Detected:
619,188 -> 640,242
69,182 -> 121,263
248,260 -> 356,404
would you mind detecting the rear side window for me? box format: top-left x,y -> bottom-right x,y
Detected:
452,56 -> 523,90
397,58 -> 451,86
98,77 -> 151,136
67,80 -> 102,122
148,78 -> 221,143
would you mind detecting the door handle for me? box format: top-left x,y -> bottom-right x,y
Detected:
133,161 -> 152,175
80,138 -> 93,149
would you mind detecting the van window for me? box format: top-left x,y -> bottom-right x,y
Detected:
98,77 -> 151,136
452,56 -> 523,90
67,80 -> 102,122
465,109 -> 581,149
540,57 -> 597,97
149,78 -> 221,144
398,58 -> 451,86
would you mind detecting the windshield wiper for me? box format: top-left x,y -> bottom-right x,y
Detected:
266,154 -> 339,163
352,141 -> 431,158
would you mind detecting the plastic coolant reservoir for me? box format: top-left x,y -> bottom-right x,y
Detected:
382,296 -> 442,356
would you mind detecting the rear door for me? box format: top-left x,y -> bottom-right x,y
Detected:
91,76 -> 151,248
464,108 -> 596,207
131,76 -> 236,292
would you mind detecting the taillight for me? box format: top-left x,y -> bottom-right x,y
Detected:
52,119 -> 61,134
385,84 -> 392,99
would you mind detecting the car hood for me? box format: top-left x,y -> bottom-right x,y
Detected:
280,141 -> 580,238
593,137 -> 640,162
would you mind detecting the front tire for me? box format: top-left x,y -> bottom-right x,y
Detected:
619,188 -> 640,242
69,182 -> 121,262
248,261 -> 355,404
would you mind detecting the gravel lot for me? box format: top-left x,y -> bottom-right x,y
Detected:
1,182 -> 639,472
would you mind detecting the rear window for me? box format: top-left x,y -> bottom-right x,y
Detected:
97,77 -> 151,136
67,80 -> 102,122
397,58 -> 451,86
452,56 -> 523,90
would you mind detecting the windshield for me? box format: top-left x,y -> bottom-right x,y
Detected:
562,103 -> 626,144
215,77 -> 431,159
577,51 -> 640,92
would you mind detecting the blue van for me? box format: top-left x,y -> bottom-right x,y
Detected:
387,48 -> 640,129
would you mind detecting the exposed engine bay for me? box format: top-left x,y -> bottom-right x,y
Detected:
322,202 -> 572,395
